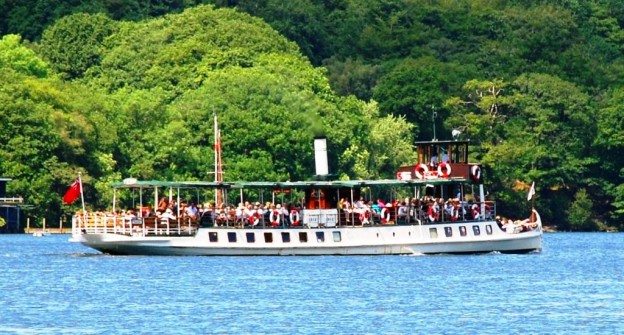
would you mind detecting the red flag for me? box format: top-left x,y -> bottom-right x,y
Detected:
63,179 -> 81,205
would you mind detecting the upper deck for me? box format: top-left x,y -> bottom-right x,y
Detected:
396,140 -> 482,183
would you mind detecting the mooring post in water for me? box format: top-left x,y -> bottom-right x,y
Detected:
59,217 -> 63,233
26,217 -> 30,233
43,218 -> 46,233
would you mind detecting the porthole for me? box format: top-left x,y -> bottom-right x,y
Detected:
246,232 -> 255,243
316,231 -> 325,242
299,232 -> 308,243
459,226 -> 467,237
209,232 -> 218,242
444,227 -> 452,237
281,232 -> 291,243
333,231 -> 341,242
429,228 -> 438,238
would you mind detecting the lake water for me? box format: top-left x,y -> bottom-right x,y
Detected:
0,233 -> 622,334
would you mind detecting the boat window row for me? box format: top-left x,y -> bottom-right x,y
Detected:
429,224 -> 493,238
215,231 -> 342,244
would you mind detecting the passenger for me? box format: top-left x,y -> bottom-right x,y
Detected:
355,197 -> 366,209
502,218 -> 518,233
235,203 -> 245,223
157,197 -> 169,212
161,208 -> 177,221
430,153 -> 438,167
370,201 -> 381,214
397,202 -> 409,223
186,202 -> 199,221
280,203 -> 291,225
246,203 -> 260,226
441,149 -> 449,163
444,200 -> 454,221
515,218 -> 537,232
377,198 -> 386,208
495,216 -> 503,229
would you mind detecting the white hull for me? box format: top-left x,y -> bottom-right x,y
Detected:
71,219 -> 542,256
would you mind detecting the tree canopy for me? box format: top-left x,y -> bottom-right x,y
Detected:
1,1 -> 624,230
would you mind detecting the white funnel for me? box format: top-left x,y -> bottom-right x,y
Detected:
314,137 -> 329,176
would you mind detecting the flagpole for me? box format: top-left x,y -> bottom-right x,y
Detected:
79,173 -> 86,222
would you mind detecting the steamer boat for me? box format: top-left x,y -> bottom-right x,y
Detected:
70,120 -> 542,255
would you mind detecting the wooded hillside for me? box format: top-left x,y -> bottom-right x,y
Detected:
1,1 -> 623,231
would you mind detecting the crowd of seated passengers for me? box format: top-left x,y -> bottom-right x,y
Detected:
83,195 -> 495,228
198,201 -> 303,228
338,196 -> 493,224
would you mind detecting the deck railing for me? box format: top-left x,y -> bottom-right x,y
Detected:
72,201 -> 496,236
72,213 -> 198,237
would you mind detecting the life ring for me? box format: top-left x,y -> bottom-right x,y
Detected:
471,204 -> 480,220
427,204 -> 439,222
380,207 -> 391,224
470,165 -> 482,183
451,204 -> 460,221
269,210 -> 281,227
437,162 -> 451,178
248,212 -> 260,226
414,163 -> 428,179
359,210 -> 371,225
289,210 -> 300,226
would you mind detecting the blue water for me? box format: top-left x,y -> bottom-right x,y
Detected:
0,233 -> 622,334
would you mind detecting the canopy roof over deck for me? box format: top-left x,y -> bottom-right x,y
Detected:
111,177 -> 469,190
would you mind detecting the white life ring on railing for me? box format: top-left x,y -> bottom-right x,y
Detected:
451,205 -> 460,221
359,210 -> 371,225
380,207 -> 391,224
289,210 -> 300,226
248,212 -> 260,226
470,165 -> 482,183
437,162 -> 451,178
414,163 -> 428,179
427,205 -> 438,222
270,210 -> 281,226
471,203 -> 481,220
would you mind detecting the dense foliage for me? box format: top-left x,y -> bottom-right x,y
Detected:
1,1 -> 623,230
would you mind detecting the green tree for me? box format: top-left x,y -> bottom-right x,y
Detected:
0,34 -> 49,77
568,188 -> 596,231
594,87 -> 624,228
39,13 -> 117,79
373,57 -> 466,141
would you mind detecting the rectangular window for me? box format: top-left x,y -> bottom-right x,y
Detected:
281,232 -> 290,243
332,231 -> 341,242
472,225 -> 480,236
299,232 -> 308,243
429,228 -> 438,238
459,226 -> 467,237
264,232 -> 273,243
486,224 -> 493,235
246,232 -> 255,243
227,232 -> 237,242
209,232 -> 218,242
444,226 -> 453,237
316,231 -> 325,242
